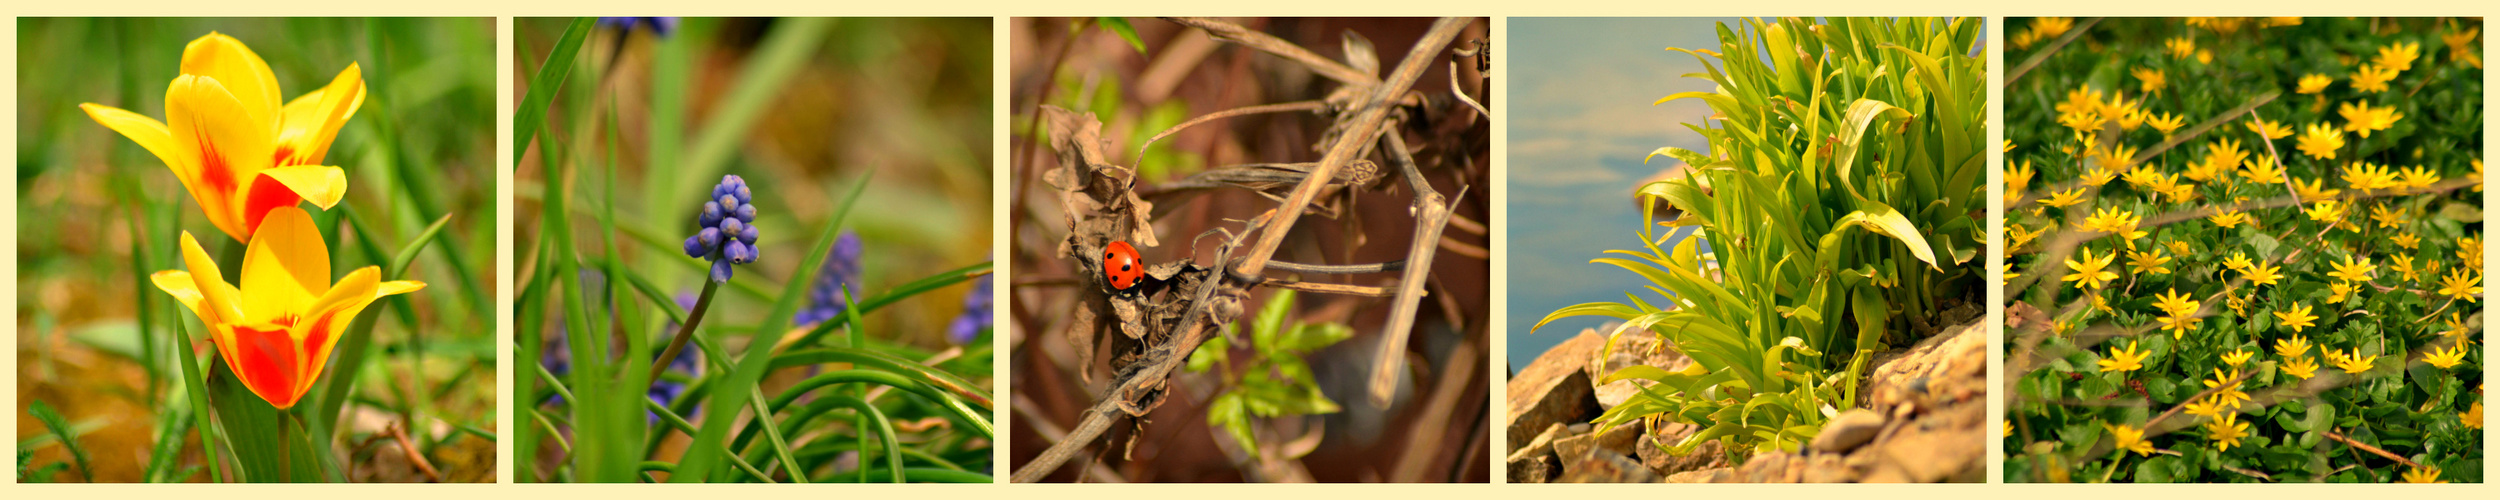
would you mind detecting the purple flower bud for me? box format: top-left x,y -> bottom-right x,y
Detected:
734,204 -> 757,223
738,222 -> 759,244
718,195 -> 740,213
701,202 -> 725,227
721,218 -> 746,240
710,258 -> 734,283
726,240 -> 755,264
683,235 -> 707,258
698,227 -> 722,252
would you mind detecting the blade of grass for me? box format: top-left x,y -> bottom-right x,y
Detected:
514,17 -> 595,171
27,401 -> 95,481
656,17 -> 834,223
167,314 -> 227,482
788,261 -> 992,348
825,395 -> 903,483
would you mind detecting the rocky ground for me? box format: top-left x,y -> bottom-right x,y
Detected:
1505,320 -> 1986,483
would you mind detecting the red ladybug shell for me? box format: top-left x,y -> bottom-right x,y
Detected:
1103,241 -> 1145,291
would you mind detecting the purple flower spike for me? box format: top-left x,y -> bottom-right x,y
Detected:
691,175 -> 761,283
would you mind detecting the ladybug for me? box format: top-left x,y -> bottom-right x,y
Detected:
1102,241 -> 1145,292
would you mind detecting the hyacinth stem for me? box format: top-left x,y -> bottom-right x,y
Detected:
649,278 -> 721,389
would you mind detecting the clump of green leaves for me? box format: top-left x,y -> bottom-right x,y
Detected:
2002,17 -> 2482,484
1190,289 -> 1353,455
1536,17 -> 1986,461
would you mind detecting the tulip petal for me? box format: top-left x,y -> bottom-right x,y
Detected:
79,103 -> 190,175
177,231 -> 245,325
239,206 -> 329,324
292,266 -> 383,398
150,270 -> 211,321
377,280 -> 427,297
230,323 -> 304,409
275,64 -> 363,167
256,165 -> 348,210
180,32 -> 282,128
168,75 -> 276,241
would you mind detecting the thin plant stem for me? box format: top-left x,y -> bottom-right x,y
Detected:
649,278 -> 722,388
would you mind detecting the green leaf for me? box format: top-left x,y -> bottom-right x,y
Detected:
1098,17 -> 1147,54
513,17 -> 595,171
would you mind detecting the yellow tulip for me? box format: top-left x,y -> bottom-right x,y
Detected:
153,206 -> 421,409
82,32 -> 364,242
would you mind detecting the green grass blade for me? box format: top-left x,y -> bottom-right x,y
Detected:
513,17 -> 595,171
26,401 -> 94,481
790,261 -> 992,348
660,17 -> 833,215
166,314 -> 226,482
824,395 -> 903,483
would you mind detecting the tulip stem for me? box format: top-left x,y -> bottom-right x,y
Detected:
280,412 -> 295,483
649,279 -> 721,389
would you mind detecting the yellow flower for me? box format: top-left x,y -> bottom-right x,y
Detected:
151,206 -> 425,409
2370,204 -> 2409,228
2146,111 -> 2186,135
2133,67 -> 2167,94
2329,254 -> 2377,282
2183,396 -> 2225,418
80,32 -> 364,242
2343,161 -> 2402,191
2391,254 -> 2422,282
2351,64 -> 2398,93
2205,411 -> 2250,452
2375,40 -> 2421,73
2040,187 -> 2088,208
2081,166 -> 2119,187
2458,235 -> 2482,269
2329,281 -> 2356,304
2335,349 -> 2380,375
2465,402 -> 2484,430
2245,116 -> 2293,140
2399,466 -> 2446,484
2008,222 -> 2044,251
2424,342 -> 2469,369
2293,176 -> 2343,201
2339,101 -> 2404,138
2240,155 -> 2287,182
2057,85 -> 2107,119
2244,262 -> 2284,287
2221,349 -> 2255,367
2152,288 -> 2200,317
2275,305 -> 2319,333
2282,356 -> 2320,380
2099,340 -> 2149,373
2108,423 -> 2158,457
2065,248 -> 2120,290
2127,248 -> 2173,275
2207,210 -> 2253,229
2085,207 -> 2145,240
2393,232 -> 2421,249
2296,73 -> 2334,94
2204,367 -> 2250,408
2165,36 -> 2197,59
2304,200 -> 2347,223
2160,313 -> 2204,338
2222,252 -> 2255,272
2095,143 -> 2140,172
2399,165 -> 2440,189
2032,17 -> 2075,40
2297,122 -> 2345,160
2007,159 -> 2036,194
2437,268 -> 2482,302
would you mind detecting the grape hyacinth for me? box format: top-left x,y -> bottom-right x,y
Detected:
947,266 -> 993,345
598,17 -> 680,38
683,174 -> 759,283
793,231 -> 864,327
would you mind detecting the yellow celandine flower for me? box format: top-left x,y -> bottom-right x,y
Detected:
2162,313 -> 2201,337
2108,423 -> 2158,457
2065,247 -> 2120,290
2351,64 -> 2398,93
2204,138 -> 2249,171
2329,281 -> 2356,304
2391,254 -> 2422,282
2085,207 -> 2145,239
2343,162 -> 2403,191
2464,402 -> 2484,430
2305,200 -> 2347,223
2334,349 -> 2379,375
2095,143 -> 2140,172
2152,288 -> 2200,317
2146,112 -> 2185,136
151,206 -> 425,409
2292,176 -> 2342,201
2204,367 -> 2251,408
81,32 -> 365,243
2224,292 -> 2249,317
2442,313 -> 2470,341
2424,342 -> 2469,369
2106,94 -> 2145,130
2040,187 -> 2088,208
2059,109 -> 2106,135
2056,85 -> 2107,118
2133,67 -> 2167,94
2297,122 -> 2345,160
2296,73 -> 2334,94
2081,166 -> 2120,187
2166,240 -> 2194,259
2339,101 -> 2404,138
2205,411 -> 2250,452
2245,116 -> 2294,140
2008,222 -> 2045,251
2165,36 -> 2197,59
2126,248 -> 2173,275
2458,235 -> 2482,269
2007,159 -> 2035,194
2240,155 -> 2287,182
2277,335 -> 2315,358
2437,268 -> 2482,302
2443,26 -> 2479,54
2282,356 -> 2320,380
2400,466 -> 2446,484
2375,40 -> 2421,73
2207,210 -> 2253,229
2183,396 -> 2225,418
2329,254 -> 2377,283
2221,349 -> 2255,367
2244,262 -> 2284,287
2369,204 -> 2409,228
2392,232 -> 2421,249
2099,340 -> 2148,373
2222,252 -> 2255,272
2181,157 -> 2230,184
2399,165 -> 2440,189
2004,140 -> 2017,153
2276,304 -> 2320,333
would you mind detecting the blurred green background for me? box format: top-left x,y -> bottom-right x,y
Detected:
17,18 -> 497,482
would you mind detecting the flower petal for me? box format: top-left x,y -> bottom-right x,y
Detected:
180,32 -> 282,129
168,74 -> 276,241
255,165 -> 348,210
229,323 -> 304,409
274,64 -> 363,167
177,230 -> 245,324
79,103 -> 190,175
292,266 -> 382,398
150,270 -> 211,321
239,206 -> 329,324
377,280 -> 427,297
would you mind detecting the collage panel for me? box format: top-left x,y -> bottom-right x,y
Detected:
1004,17 -> 1493,483
16,17 -> 499,482
2001,17 -> 2484,483
1506,17 -> 1988,483
510,17 -> 996,483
